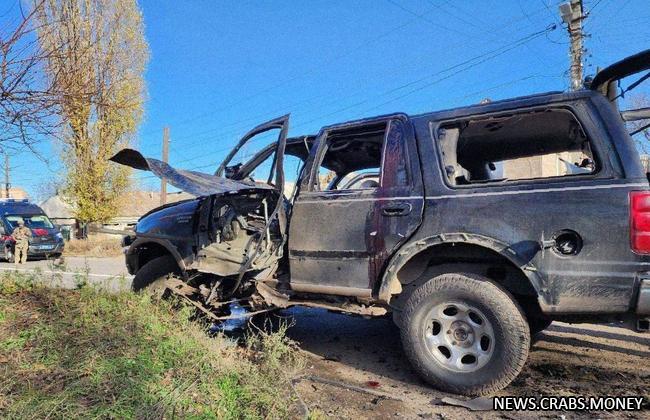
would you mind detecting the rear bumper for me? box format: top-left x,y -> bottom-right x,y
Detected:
637,279 -> 650,315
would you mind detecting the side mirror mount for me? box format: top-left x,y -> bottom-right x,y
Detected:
224,163 -> 242,179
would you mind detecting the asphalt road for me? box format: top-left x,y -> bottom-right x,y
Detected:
0,256 -> 132,292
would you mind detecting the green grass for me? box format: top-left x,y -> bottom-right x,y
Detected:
0,273 -> 303,419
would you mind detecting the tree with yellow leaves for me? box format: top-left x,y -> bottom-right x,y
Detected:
36,0 -> 148,222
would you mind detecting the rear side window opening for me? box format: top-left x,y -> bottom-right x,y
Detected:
436,108 -> 598,187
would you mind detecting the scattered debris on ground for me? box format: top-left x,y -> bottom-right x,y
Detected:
285,307 -> 650,419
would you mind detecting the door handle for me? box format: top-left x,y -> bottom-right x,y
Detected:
381,202 -> 412,217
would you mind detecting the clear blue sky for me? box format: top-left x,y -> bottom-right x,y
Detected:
10,0 -> 650,198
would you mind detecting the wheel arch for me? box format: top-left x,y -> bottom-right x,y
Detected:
376,233 -> 551,313
128,238 -> 186,276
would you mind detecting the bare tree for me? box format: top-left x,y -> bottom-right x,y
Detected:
0,1 -> 60,153
36,0 -> 148,223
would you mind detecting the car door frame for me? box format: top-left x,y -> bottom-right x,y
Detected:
288,113 -> 424,296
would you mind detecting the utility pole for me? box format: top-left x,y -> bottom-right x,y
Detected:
560,0 -> 584,91
4,154 -> 9,199
160,127 -> 169,205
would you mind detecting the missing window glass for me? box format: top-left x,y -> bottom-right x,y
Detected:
437,109 -> 597,186
314,122 -> 387,191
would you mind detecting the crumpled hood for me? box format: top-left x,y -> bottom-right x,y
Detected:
109,149 -> 273,197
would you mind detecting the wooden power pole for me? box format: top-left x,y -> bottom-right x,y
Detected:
4,154 -> 9,199
160,127 -> 169,205
560,0 -> 584,91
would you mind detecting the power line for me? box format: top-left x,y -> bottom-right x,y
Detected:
385,0 -> 471,38
293,25 -> 556,124
135,1 -> 455,141
132,24 -> 556,182
136,2 -> 555,143
132,4 -> 559,180
146,12 -> 558,162
157,23 -> 555,172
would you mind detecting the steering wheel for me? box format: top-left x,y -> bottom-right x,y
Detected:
339,172 -> 380,190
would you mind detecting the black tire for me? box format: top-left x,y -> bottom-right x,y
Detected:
400,272 -> 530,396
132,255 -> 180,294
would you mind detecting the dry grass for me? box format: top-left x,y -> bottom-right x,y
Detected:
0,273 -> 304,419
64,234 -> 123,257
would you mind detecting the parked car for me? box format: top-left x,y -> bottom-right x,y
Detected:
0,199 -> 65,262
111,50 -> 650,395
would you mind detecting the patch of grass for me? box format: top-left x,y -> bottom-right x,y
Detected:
63,235 -> 123,257
0,273 -> 303,419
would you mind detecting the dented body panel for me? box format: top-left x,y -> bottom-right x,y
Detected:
395,89 -> 650,315
112,51 -> 650,325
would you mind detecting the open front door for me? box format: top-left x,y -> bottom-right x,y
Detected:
111,115 -> 291,279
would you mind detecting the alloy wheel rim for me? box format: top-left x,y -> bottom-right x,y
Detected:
423,301 -> 495,372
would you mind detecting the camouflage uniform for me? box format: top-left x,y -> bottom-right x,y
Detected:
11,222 -> 31,265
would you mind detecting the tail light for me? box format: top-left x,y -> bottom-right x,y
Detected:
630,191 -> 650,253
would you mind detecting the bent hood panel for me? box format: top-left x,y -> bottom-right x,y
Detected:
110,149 -> 273,197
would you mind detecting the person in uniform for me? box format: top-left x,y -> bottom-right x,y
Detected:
11,219 -> 31,265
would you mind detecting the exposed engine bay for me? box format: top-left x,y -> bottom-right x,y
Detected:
143,190 -> 287,322
192,191 -> 284,277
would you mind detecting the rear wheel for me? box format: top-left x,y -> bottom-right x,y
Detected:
132,255 -> 180,297
400,272 -> 530,396
528,317 -> 552,336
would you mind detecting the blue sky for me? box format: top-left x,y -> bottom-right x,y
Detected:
9,0 -> 650,198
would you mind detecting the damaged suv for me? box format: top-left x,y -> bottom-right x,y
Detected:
112,50 -> 650,396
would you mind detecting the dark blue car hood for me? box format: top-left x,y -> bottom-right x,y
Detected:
109,149 -> 273,197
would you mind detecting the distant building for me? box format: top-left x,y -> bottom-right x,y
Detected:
503,151 -> 589,180
39,195 -> 75,226
105,190 -> 194,230
640,154 -> 650,172
0,187 -> 28,199
39,190 -> 195,237
39,195 -> 78,239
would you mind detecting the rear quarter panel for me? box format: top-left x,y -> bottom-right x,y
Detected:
409,92 -> 650,314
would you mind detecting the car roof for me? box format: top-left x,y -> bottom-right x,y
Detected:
0,200 -> 45,216
410,89 -> 599,123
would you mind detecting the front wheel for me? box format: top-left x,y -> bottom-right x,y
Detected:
132,255 -> 180,297
400,272 -> 530,396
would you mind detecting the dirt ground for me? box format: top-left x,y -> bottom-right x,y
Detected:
284,308 -> 650,419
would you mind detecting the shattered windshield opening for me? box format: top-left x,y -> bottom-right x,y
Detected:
225,129 -> 282,185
